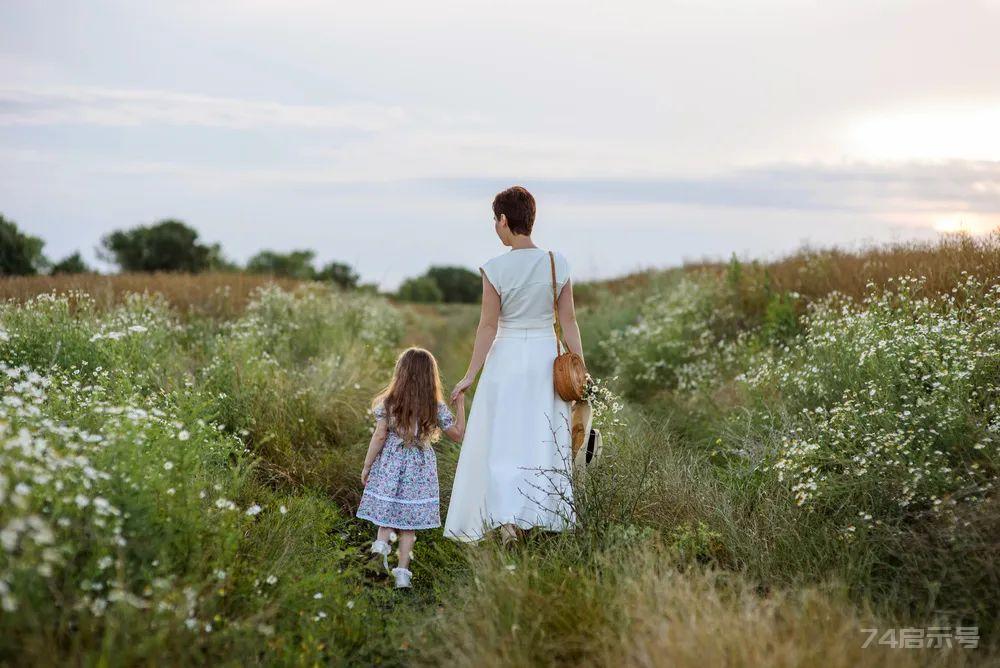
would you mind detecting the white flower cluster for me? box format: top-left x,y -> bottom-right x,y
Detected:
0,293 -> 268,624
583,375 -> 625,433
601,277 -> 741,395
0,361 -> 128,613
742,275 -> 1000,524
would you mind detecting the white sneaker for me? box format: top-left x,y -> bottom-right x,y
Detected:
370,540 -> 391,571
391,567 -> 412,589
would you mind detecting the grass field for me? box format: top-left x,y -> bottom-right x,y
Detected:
0,272 -> 303,319
1,234 -> 998,666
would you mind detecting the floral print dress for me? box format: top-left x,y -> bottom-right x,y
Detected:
356,402 -> 454,530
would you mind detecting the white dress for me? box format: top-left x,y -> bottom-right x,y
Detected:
444,248 -> 575,542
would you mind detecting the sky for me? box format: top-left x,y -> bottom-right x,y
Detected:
1,0 -> 999,287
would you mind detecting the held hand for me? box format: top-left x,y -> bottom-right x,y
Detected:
361,464 -> 371,487
450,376 -> 473,403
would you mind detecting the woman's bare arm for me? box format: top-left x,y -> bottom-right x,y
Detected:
450,273 -> 501,402
557,280 -> 585,366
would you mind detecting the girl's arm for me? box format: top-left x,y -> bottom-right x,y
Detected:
443,393 -> 466,442
450,273 -> 501,402
557,280 -> 585,366
361,420 -> 388,486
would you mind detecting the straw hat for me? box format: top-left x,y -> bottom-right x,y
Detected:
571,402 -> 602,469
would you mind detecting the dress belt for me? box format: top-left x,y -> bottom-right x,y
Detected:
495,324 -> 556,339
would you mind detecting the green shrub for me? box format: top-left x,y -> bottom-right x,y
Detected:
761,291 -> 801,343
199,285 -> 400,496
599,277 -> 743,398
396,276 -> 444,303
50,252 -> 90,275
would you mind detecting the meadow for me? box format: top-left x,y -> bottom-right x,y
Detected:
1,233 -> 999,666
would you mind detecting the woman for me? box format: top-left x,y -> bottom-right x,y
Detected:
444,186 -> 585,543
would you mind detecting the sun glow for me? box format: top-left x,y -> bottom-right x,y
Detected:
932,213 -> 998,236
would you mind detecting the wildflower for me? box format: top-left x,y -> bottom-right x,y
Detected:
214,498 -> 236,510
1,525 -> 20,551
245,504 -> 262,516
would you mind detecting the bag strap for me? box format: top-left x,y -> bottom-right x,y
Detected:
549,251 -> 563,356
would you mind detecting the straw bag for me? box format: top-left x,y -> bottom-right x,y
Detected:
549,251 -> 587,402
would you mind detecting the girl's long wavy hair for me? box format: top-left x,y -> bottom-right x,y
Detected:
373,347 -> 444,446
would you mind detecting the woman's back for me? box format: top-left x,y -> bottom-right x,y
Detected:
481,248 -> 570,329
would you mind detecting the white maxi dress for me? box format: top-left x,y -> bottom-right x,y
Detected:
444,248 -> 575,542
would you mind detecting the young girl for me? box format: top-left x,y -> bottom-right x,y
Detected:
357,347 -> 466,588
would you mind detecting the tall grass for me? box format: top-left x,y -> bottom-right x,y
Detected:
419,544 -> 938,668
686,232 -> 1000,324
0,286 -> 398,665
580,233 -> 1000,651
0,272 -> 302,318
199,285 -> 401,502
3,232 -> 998,665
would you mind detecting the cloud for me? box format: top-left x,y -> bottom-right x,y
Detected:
408,161 -> 1000,216
0,85 -> 406,131
5,130 -> 995,218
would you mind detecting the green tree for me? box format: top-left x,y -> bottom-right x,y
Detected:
51,252 -> 90,275
245,250 -> 317,279
316,261 -> 360,289
397,276 -> 444,303
0,215 -> 47,276
206,244 -> 240,272
101,220 -> 216,273
426,265 -> 482,303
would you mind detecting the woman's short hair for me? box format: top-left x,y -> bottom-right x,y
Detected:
492,186 -> 536,236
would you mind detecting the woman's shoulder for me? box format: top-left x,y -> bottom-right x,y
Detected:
550,249 -> 570,268
481,251 -> 514,269
483,248 -> 568,266
547,250 -> 571,281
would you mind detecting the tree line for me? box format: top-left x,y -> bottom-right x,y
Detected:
0,214 -> 481,303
